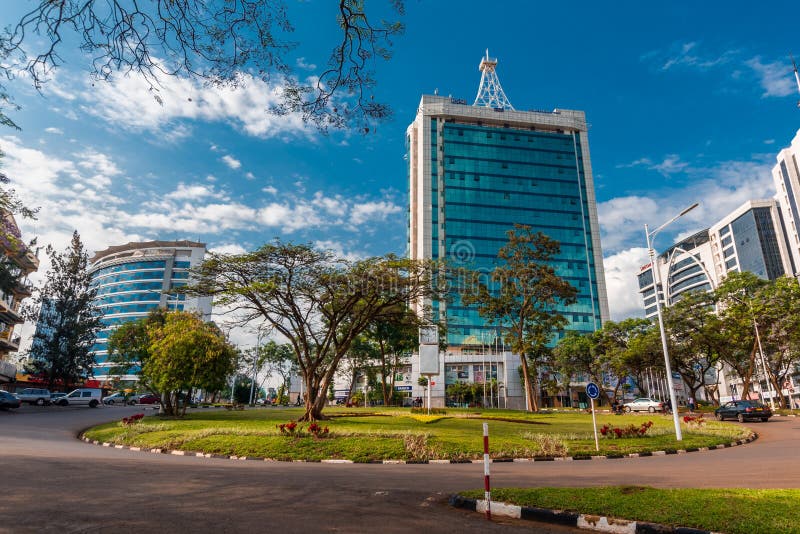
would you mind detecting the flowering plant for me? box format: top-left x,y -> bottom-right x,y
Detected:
277,421 -> 299,435
307,422 -> 330,438
599,421 -> 653,438
683,415 -> 706,427
121,413 -> 145,426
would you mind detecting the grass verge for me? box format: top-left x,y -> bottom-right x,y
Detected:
82,407 -> 752,462
459,487 -> 800,534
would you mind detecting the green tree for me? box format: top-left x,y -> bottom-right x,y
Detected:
25,231 -> 102,389
1,1 -> 404,132
258,340 -> 298,401
752,276 -> 800,408
142,311 -> 237,416
107,308 -> 168,393
363,304 -> 420,405
663,290 -> 721,404
460,225 -> 578,412
185,241 -> 435,420
714,271 -> 768,401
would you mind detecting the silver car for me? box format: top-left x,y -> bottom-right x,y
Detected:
623,397 -> 665,413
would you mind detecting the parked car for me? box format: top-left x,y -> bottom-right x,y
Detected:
138,394 -> 161,405
126,393 -> 144,405
50,392 -> 67,402
103,392 -> 128,405
623,397 -> 665,413
16,388 -> 52,406
714,400 -> 772,422
56,388 -> 103,408
0,390 -> 21,410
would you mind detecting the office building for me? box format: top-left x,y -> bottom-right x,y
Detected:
406,53 -> 609,408
772,128 -> 800,275
407,53 -> 609,348
637,199 -> 791,318
88,240 -> 211,382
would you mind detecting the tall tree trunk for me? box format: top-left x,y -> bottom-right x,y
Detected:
519,352 -> 535,412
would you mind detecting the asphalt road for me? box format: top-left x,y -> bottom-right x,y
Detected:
1,405 -> 798,533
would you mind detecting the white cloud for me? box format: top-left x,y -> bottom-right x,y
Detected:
603,248 -> 650,320
245,172 -> 256,180
209,243 -> 248,255
745,57 -> 796,97
78,70 -> 314,140
262,185 -> 278,195
296,57 -> 317,71
221,154 -> 242,169
165,183 -> 225,201
44,127 -> 63,135
616,154 -> 687,176
655,41 -> 736,71
350,201 -> 402,225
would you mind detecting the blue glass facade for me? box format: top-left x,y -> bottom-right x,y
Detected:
88,247 -> 201,378
409,97 -> 608,348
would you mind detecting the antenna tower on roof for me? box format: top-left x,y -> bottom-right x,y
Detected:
473,49 -> 514,110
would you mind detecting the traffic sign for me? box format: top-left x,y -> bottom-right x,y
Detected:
586,382 -> 600,399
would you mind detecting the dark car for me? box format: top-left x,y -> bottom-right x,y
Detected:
714,400 -> 772,422
0,390 -> 21,410
138,394 -> 161,405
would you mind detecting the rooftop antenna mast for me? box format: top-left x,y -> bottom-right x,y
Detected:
792,53 -> 800,108
473,49 -> 514,110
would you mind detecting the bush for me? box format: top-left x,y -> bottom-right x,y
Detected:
121,413 -> 145,426
599,421 -> 654,438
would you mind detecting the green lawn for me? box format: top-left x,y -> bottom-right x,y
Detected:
82,407 -> 752,462
459,487 -> 800,534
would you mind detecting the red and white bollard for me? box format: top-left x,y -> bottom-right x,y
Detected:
483,422 -> 491,520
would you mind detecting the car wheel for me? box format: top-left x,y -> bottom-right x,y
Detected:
737,413 -> 744,423
648,406 -> 655,413
128,400 -> 136,406
715,413 -> 723,421
35,398 -> 46,406
624,406 -> 631,413
761,417 -> 769,422
59,399 -> 68,406
89,400 -> 99,408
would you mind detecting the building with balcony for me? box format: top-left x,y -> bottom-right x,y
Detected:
0,212 -> 39,384
88,241 -> 212,383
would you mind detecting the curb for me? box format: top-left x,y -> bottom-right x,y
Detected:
77,432 -> 757,465
449,495 -> 718,534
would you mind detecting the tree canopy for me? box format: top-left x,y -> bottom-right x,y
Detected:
0,0 -> 404,131
184,240 -> 436,420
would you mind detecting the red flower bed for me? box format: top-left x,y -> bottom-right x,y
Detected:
599,420 -> 654,438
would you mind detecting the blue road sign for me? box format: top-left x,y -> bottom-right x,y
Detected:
586,382 -> 600,399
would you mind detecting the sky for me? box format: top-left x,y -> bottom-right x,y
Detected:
2,1 -> 800,351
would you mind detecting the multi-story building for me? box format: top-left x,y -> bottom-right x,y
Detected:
0,212 -> 38,385
772,128 -> 800,275
88,240 -> 211,383
637,200 -> 791,319
406,53 -> 609,408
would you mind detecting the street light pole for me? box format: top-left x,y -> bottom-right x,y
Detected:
645,202 -> 698,442
752,315 -> 777,410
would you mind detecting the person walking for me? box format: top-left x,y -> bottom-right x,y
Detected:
688,396 -> 696,412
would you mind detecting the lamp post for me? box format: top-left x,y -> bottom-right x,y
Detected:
645,202 -> 699,441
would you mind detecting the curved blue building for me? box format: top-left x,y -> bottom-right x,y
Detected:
88,241 -> 211,382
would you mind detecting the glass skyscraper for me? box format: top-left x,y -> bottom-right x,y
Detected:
408,90 -> 609,348
88,241 -> 211,382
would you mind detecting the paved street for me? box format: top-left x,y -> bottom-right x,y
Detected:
1,406 -> 799,533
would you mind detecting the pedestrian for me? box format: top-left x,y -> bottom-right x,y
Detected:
688,396 -> 695,412
296,393 -> 301,406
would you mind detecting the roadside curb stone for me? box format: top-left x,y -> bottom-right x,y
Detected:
449,495 -> 718,534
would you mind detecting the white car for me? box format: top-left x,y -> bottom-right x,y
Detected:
56,388 -> 103,408
623,397 -> 665,413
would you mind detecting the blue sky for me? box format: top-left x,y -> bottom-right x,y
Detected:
2,1 -> 800,348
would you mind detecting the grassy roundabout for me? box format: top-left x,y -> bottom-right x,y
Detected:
458,487 -> 800,534
83,407 -> 752,462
